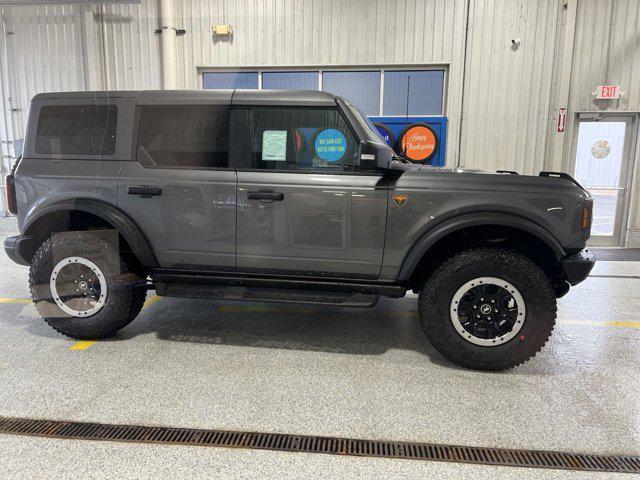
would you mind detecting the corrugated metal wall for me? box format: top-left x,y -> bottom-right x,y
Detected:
459,0 -> 560,174
570,0 -> 640,112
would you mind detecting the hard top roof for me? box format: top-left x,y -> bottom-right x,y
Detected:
32,89 -> 339,107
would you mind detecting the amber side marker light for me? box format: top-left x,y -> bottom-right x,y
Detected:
582,206 -> 590,229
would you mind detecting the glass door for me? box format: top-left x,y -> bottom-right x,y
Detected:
572,115 -> 636,246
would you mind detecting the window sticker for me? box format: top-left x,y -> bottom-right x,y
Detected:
262,130 -> 287,161
314,128 -> 347,162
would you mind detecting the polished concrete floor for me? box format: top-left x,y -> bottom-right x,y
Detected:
0,217 -> 638,479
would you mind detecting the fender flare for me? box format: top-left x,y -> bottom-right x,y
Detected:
396,212 -> 566,283
24,198 -> 159,268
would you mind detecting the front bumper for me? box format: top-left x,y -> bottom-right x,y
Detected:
561,249 -> 595,286
4,235 -> 33,266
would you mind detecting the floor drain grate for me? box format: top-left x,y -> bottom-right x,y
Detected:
1,416 -> 639,474
592,248 -> 640,261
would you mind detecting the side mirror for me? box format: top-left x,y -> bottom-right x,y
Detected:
358,140 -> 396,171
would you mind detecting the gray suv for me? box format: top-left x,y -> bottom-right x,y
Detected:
4,90 -> 594,370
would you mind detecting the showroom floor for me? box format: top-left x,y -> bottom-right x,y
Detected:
0,217 -> 638,479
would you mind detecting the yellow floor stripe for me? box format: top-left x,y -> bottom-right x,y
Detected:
143,294 -> 162,309
559,319 -> 640,329
0,298 -> 31,304
68,340 -> 97,351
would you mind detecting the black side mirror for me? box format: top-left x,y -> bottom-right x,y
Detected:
358,140 -> 395,171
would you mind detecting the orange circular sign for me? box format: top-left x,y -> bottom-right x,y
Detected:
400,124 -> 437,163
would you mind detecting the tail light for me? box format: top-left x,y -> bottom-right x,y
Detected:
5,174 -> 16,214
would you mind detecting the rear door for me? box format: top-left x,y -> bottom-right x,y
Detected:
118,99 -> 237,269
233,106 -> 388,279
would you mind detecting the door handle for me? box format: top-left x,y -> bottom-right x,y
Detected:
246,190 -> 285,202
127,185 -> 163,198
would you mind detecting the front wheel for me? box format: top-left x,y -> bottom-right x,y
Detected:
29,232 -> 145,340
418,247 -> 557,370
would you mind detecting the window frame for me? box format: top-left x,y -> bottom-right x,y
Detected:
199,65 -> 448,117
132,104 -> 233,171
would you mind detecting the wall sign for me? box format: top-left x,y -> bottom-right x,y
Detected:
398,123 -> 438,163
373,122 -> 395,147
557,107 -> 566,133
595,85 -> 621,100
314,128 -> 347,162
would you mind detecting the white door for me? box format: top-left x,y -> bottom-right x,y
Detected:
572,115 -> 637,246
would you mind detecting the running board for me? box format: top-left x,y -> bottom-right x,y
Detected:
155,283 -> 380,307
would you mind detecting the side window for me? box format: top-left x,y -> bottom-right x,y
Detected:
136,105 -> 229,169
248,108 -> 359,172
35,104 -> 117,155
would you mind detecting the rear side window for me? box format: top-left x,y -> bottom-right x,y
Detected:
248,107 -> 359,172
136,105 -> 229,169
35,104 -> 117,155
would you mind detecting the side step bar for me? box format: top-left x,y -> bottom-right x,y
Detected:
151,271 -> 406,307
155,284 -> 380,307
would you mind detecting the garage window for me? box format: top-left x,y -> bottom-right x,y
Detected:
203,71 -> 259,89
136,105 -> 230,169
35,104 -> 117,155
383,70 -> 444,115
322,71 -> 381,116
262,71 -> 318,90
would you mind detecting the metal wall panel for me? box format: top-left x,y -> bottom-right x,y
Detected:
98,0 -> 161,90
570,0 -> 640,112
459,0 -> 560,174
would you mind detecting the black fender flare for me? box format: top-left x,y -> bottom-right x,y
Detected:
396,212 -> 565,283
23,198 -> 159,268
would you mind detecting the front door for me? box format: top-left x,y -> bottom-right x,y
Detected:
572,115 -> 637,246
234,106 -> 388,279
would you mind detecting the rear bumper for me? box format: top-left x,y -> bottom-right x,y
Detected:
561,249 -> 595,286
4,235 -> 32,266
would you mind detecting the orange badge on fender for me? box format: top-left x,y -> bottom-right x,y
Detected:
393,194 -> 408,207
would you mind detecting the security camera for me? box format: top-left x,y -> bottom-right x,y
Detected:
511,38 -> 521,48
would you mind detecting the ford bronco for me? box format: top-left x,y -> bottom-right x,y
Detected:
4,90 -> 594,370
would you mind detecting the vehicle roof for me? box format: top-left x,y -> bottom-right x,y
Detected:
32,89 -> 339,107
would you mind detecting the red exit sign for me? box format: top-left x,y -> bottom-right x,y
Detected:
595,85 -> 621,99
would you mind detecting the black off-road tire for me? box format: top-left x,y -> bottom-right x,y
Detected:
29,232 -> 145,340
418,247 -> 556,371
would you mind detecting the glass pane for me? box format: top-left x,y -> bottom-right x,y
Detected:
263,71 -> 318,90
383,70 -> 445,115
574,121 -> 626,236
136,106 -> 229,168
322,71 -> 380,115
203,71 -> 259,89
248,108 -> 358,171
35,105 -> 117,155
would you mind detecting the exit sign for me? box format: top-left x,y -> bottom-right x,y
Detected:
595,85 -> 621,99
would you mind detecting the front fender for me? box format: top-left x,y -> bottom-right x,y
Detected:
396,212 -> 566,283
23,198 -> 159,268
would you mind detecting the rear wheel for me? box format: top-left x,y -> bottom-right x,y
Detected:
29,232 -> 145,339
418,247 -> 556,370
